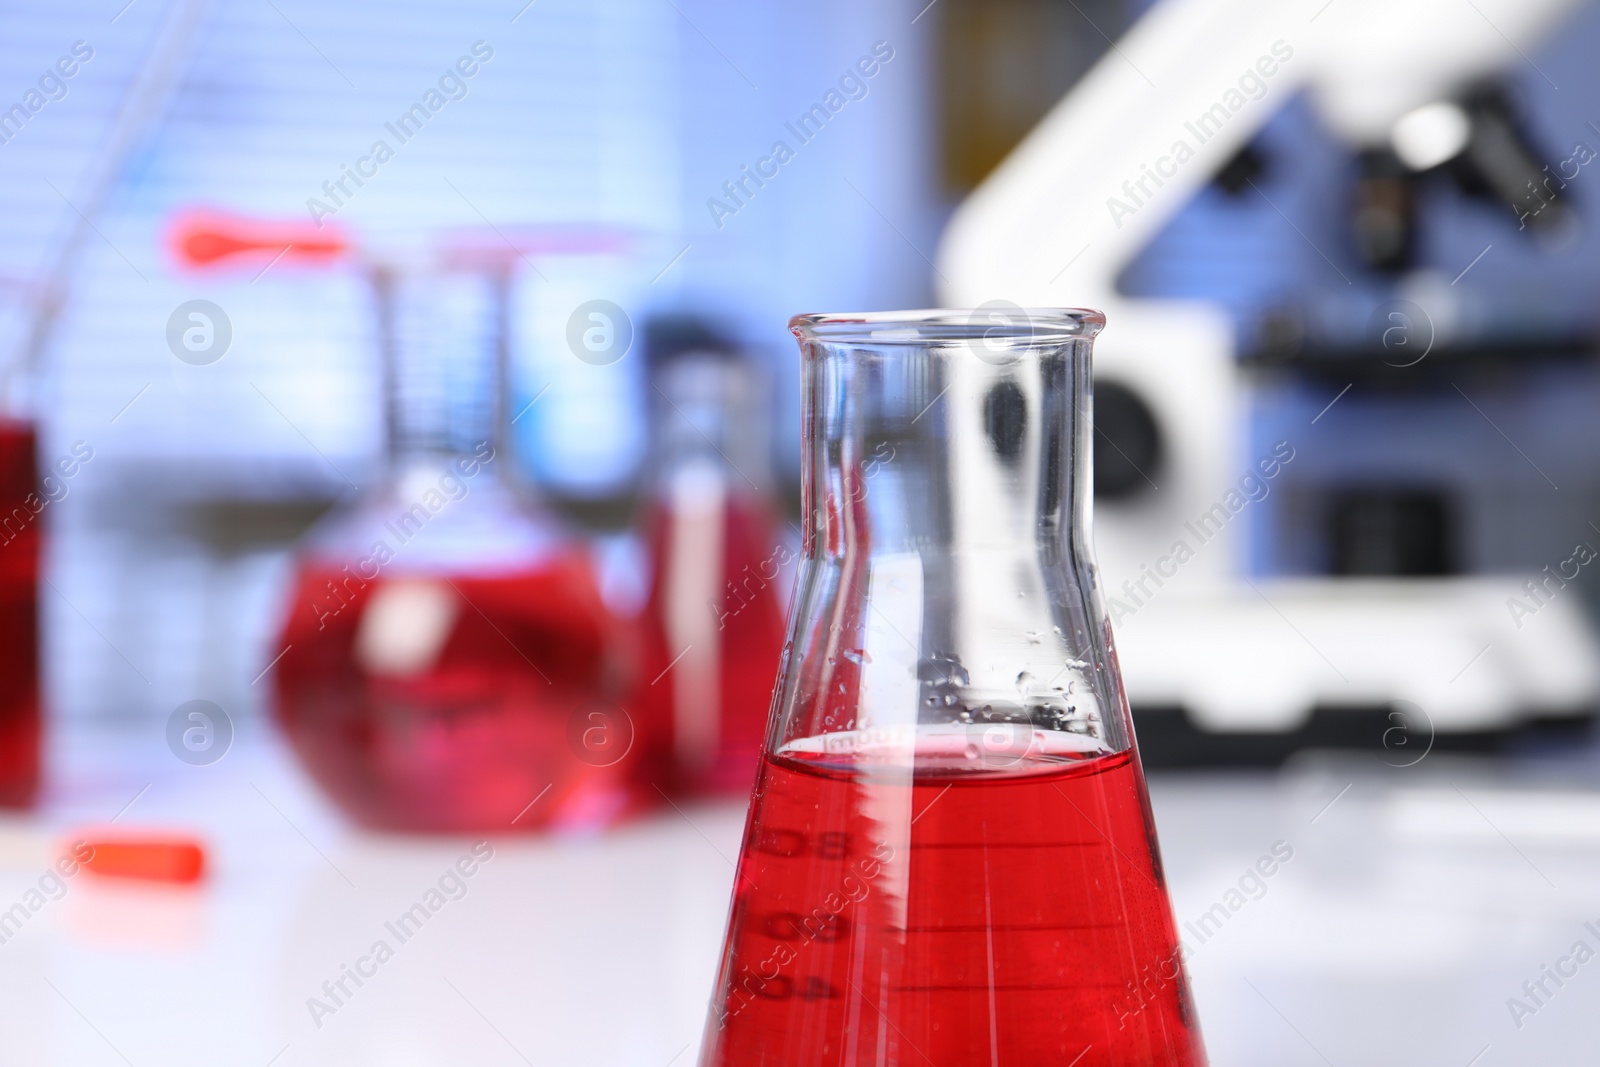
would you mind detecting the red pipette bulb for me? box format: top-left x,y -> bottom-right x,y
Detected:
166,209 -> 348,270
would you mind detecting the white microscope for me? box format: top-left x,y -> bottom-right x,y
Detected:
938,0 -> 1600,745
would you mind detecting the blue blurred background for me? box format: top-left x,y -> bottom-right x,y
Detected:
3,0 -> 944,734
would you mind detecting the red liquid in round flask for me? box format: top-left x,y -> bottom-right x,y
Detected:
0,420 -> 40,808
699,310 -> 1207,1065
271,271 -> 639,832
639,328 -> 788,797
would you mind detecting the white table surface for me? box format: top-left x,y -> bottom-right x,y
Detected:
2,722 -> 1598,1066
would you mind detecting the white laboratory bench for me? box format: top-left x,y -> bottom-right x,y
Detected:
2,722 -> 1598,1066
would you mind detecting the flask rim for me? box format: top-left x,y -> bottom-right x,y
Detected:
789,307 -> 1105,345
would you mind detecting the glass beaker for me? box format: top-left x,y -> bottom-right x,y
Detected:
273,269 -> 641,833
0,418 -> 39,807
0,276 -> 46,810
638,320 -> 788,797
699,310 -> 1205,1065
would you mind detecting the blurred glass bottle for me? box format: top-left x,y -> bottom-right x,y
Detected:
273,269 -> 642,832
639,319 -> 788,797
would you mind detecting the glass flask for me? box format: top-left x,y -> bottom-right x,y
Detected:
273,270 -> 641,833
639,320 -> 788,797
0,417 -> 39,807
699,309 -> 1206,1066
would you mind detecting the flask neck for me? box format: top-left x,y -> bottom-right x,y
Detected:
375,269 -> 507,467
800,341 -> 1090,560
783,310 -> 1126,763
649,353 -> 771,496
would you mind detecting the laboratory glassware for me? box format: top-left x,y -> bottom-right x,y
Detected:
167,211 -> 645,832
270,268 -> 641,833
0,0 -> 204,809
0,420 -> 39,807
699,309 -> 1206,1066
639,323 -> 788,796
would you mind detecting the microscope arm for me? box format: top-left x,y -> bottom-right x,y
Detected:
935,0 -> 1580,308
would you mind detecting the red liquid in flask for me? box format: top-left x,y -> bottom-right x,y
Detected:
640,491 -> 788,797
702,745 -> 1204,1066
0,421 -> 40,808
274,555 -> 640,832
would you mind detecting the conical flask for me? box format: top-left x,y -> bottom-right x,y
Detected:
699,309 -> 1206,1065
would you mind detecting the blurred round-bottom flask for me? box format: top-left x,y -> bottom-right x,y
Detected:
273,271 -> 641,832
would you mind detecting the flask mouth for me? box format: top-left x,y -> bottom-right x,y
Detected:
789,307 -> 1105,345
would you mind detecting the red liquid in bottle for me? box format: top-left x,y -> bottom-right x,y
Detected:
273,556 -> 641,832
702,747 -> 1204,1066
640,492 -> 788,797
0,421 -> 40,808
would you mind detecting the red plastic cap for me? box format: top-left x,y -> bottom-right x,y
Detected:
76,837 -> 207,884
